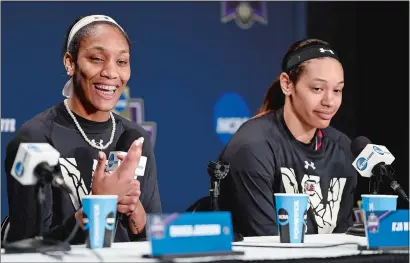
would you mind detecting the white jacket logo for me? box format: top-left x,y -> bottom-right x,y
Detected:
91,139 -> 104,148
59,158 -> 104,210
304,161 -> 316,170
281,167 -> 346,234
319,48 -> 334,54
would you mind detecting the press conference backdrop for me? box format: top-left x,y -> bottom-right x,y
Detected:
1,1 -> 306,220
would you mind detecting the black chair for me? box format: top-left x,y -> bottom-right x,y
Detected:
1,216 -> 10,246
186,196 -> 212,212
185,197 -> 244,242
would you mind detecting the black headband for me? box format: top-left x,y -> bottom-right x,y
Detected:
282,45 -> 340,72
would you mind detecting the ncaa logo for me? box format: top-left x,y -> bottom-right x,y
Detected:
107,154 -> 116,168
277,208 -> 289,225
356,157 -> 368,171
15,161 -> 24,177
214,92 -> 250,145
27,145 -> 40,152
373,146 -> 384,155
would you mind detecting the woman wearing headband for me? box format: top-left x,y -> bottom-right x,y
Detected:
218,39 -> 357,236
5,15 -> 161,243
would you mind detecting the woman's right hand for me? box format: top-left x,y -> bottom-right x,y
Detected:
91,137 -> 144,198
75,208 -> 84,228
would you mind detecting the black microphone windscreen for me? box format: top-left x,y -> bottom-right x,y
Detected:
116,129 -> 145,152
351,136 -> 372,157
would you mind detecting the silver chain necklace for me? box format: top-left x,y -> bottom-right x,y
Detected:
64,99 -> 116,150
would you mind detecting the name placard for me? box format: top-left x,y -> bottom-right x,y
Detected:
146,212 -> 234,257
364,209 -> 409,249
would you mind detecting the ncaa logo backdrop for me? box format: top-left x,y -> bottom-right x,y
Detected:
1,2 -> 306,219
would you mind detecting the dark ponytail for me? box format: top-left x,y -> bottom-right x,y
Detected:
255,38 -> 332,117
258,77 -> 284,114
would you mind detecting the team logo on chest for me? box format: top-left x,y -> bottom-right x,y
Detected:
91,139 -> 104,148
280,164 -> 347,234
304,161 -> 316,170
304,179 -> 316,195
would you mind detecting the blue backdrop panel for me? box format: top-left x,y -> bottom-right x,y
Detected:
1,1 -> 306,219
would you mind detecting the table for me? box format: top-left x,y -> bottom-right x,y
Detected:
1,234 -> 408,262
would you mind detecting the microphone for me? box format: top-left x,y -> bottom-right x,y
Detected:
351,136 -> 409,202
3,137 -> 73,253
10,141 -> 72,194
206,161 -> 244,242
346,136 -> 408,238
106,130 -> 147,236
207,161 -> 230,211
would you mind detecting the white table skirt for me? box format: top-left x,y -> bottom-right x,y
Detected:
1,234 -> 407,262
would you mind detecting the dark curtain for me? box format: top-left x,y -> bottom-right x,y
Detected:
307,2 -> 409,209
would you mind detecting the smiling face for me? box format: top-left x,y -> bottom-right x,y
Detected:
65,23 -> 131,113
288,57 -> 344,129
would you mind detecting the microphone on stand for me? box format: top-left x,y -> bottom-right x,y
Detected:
4,137 -> 72,253
207,161 -> 230,211
10,140 -> 72,196
351,136 -> 408,201
207,161 -> 243,242
346,136 -> 409,237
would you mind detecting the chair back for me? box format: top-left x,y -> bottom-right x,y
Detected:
1,216 -> 10,245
